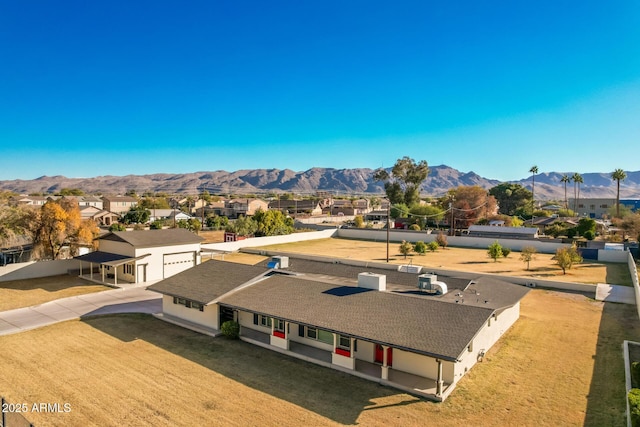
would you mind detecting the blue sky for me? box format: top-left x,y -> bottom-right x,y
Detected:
1,1 -> 639,182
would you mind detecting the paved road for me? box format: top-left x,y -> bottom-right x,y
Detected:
0,287 -> 161,336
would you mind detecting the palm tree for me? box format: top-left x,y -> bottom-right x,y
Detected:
560,174 -> 570,210
572,173 -> 583,214
529,165 -> 538,213
611,169 -> 627,218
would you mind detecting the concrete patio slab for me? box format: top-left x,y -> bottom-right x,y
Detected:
595,284 -> 636,304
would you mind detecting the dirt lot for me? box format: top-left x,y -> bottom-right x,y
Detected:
198,230 -> 225,243
0,276 -> 111,311
255,237 -> 632,285
0,290 -> 635,426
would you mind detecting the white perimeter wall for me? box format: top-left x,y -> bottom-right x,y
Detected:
0,259 -> 76,282
337,228 -> 567,254
202,229 -> 338,252
630,253 -> 640,320
162,295 -> 219,329
598,249 -> 631,263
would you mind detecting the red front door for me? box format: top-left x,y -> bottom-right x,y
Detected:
375,344 -> 383,364
374,345 -> 393,366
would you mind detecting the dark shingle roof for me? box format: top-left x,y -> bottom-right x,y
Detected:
220,274 -> 494,361
147,260 -> 269,304
99,229 -> 204,247
75,251 -> 131,263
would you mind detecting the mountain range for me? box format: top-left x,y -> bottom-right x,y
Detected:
1,166 -> 640,200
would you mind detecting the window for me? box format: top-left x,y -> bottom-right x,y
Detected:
306,327 -> 317,339
124,264 -> 133,275
589,205 -> 595,210
172,297 -> 203,311
317,330 -> 333,344
338,335 -> 351,350
578,204 -> 584,208
253,314 -> 272,328
274,318 -> 285,332
600,204 -> 609,208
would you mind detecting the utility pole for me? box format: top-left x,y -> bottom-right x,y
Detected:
386,201 -> 390,263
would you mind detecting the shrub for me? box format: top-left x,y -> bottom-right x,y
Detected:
399,240 -> 412,259
414,241 -> 427,254
488,241 -> 503,262
436,232 -> 448,249
428,241 -> 439,252
632,361 -> 640,388
583,230 -> 595,240
150,220 -> 163,229
409,223 -> 421,231
629,388 -> 640,427
109,223 -> 126,232
221,321 -> 240,339
502,247 -> 511,258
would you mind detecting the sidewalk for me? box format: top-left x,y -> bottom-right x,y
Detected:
0,287 -> 161,336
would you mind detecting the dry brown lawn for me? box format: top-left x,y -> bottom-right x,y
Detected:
0,290 -> 637,426
198,230 -> 225,243
0,276 -> 111,311
256,238 -> 632,285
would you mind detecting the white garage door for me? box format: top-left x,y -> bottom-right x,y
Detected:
163,252 -> 196,278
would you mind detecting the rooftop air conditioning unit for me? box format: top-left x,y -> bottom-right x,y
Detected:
267,256 -> 289,269
417,274 -> 448,295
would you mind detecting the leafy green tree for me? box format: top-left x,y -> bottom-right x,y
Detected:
253,209 -> 294,236
427,241 -> 439,252
409,205 -> 445,226
612,169 -> 627,218
557,208 -> 575,217
414,241 -> 427,255
390,203 -> 409,219
487,241 -> 503,262
399,240 -> 412,259
545,223 -> 568,238
374,157 -> 429,206
0,205 -> 30,247
502,247 -> 511,258
177,218 -> 201,232
109,223 -> 126,232
489,183 -> 532,216
576,217 -> 596,237
354,215 -> 364,228
150,220 -> 163,229
520,246 -> 537,270
225,215 -> 258,237
206,215 -> 229,230
555,245 -> 582,274
122,206 -> 150,224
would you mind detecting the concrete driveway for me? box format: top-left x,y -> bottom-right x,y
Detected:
0,287 -> 161,336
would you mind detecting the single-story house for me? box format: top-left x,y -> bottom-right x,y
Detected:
75,228 -> 204,285
147,256 -> 529,401
148,209 -> 193,223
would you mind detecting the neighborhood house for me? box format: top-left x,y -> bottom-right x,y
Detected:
76,229 -> 204,285
147,256 -> 528,401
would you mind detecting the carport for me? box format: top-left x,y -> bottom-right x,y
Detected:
76,251 -> 151,285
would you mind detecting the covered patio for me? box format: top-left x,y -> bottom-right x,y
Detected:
76,251 -> 151,286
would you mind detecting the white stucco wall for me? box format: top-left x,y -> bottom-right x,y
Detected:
133,243 -> 201,282
332,353 -> 355,369
598,249 -> 630,263
391,349 -> 454,383
454,303 -> 521,381
355,340 -> 375,363
162,295 -> 219,329
0,259 -> 76,282
98,240 -> 136,257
